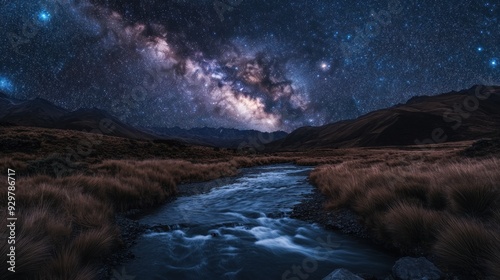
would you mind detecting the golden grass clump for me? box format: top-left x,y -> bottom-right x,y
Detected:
43,247 -> 98,280
382,202 -> 445,250
0,156 -> 269,279
486,242 -> 500,279
70,225 -> 118,263
353,187 -> 396,219
0,210 -> 53,280
449,183 -> 499,217
434,217 -> 497,274
310,157 -> 500,277
0,157 -> 28,172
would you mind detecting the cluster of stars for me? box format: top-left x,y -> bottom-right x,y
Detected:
0,0 -> 498,132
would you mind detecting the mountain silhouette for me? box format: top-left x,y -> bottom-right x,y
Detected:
267,85 -> 500,150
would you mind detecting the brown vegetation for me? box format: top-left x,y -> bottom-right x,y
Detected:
310,152 -> 500,277
0,154 -> 299,279
434,217 -> 496,274
0,125 -> 498,278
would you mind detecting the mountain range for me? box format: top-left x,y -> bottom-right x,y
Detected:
144,127 -> 287,149
0,92 -> 157,140
1,85 -> 499,150
0,92 -> 287,147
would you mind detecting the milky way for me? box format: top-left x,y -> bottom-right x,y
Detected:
0,0 -> 498,131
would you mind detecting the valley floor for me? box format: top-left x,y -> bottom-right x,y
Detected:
0,126 -> 499,279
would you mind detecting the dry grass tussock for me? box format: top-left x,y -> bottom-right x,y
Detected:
311,157 -> 500,277
0,157 -> 288,279
0,157 -> 29,173
0,138 -> 476,278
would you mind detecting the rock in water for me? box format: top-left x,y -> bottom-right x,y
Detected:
323,268 -> 364,280
392,257 -> 442,280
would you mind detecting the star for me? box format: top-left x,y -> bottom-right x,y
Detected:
0,77 -> 14,92
0,0 -> 498,132
320,62 -> 330,71
490,58 -> 498,68
38,11 -> 51,22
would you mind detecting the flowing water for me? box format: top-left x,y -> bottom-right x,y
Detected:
121,165 -> 396,280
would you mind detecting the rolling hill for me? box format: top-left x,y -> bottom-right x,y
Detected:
267,85 -> 500,150
0,92 -> 159,140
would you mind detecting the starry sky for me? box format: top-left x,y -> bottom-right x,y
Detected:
0,0 -> 498,132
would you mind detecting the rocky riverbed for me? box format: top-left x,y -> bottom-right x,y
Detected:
290,188 -> 371,239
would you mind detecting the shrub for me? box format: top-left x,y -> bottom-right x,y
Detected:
44,247 -> 97,280
392,182 -> 429,206
71,226 -> 118,262
362,171 -> 399,189
354,187 -> 396,218
449,183 -> 500,217
493,210 -> 500,224
0,211 -> 53,279
0,157 -> 28,172
486,245 -> 500,280
427,187 -> 448,210
19,206 -> 72,247
434,217 -> 495,274
82,176 -> 141,208
64,192 -> 113,229
16,183 -> 70,209
383,202 -> 444,249
310,158 -> 500,277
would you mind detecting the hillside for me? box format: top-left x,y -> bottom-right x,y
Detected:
268,85 -> 500,150
0,93 -> 158,140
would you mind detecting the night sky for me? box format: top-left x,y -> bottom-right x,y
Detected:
0,0 -> 498,132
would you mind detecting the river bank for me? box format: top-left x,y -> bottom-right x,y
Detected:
97,165 -> 398,280
291,188 -> 371,239
109,165 -> 397,279
98,162 -> 472,280
307,154 -> 500,279
96,170 -> 250,279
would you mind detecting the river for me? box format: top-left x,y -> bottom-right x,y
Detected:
121,164 -> 395,279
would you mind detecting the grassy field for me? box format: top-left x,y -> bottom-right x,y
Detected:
310,147 -> 500,278
0,127 -> 299,279
0,126 -> 499,278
